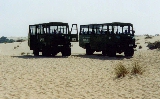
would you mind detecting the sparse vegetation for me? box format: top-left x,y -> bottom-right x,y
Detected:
139,45 -> 142,49
21,52 -> 25,55
0,36 -> 15,43
27,52 -> 30,55
147,42 -> 156,49
14,47 -> 17,49
145,41 -> 149,44
16,39 -> 25,42
155,34 -> 159,36
134,48 -> 137,51
115,61 -> 145,78
136,42 -> 140,44
115,62 -> 129,78
145,36 -> 153,39
155,41 -> 160,49
147,41 -> 160,49
17,45 -> 19,47
131,62 -> 143,75
136,39 -> 140,41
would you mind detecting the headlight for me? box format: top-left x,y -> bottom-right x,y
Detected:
129,44 -> 133,46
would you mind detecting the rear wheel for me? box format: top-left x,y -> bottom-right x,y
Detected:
62,47 -> 71,56
86,47 -> 94,55
102,50 -> 107,56
42,46 -> 51,56
52,52 -> 58,56
51,47 -> 58,56
124,48 -> 134,57
33,49 -> 39,56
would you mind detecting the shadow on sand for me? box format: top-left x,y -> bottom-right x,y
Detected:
71,53 -> 132,60
11,55 -> 68,59
12,53 -> 133,60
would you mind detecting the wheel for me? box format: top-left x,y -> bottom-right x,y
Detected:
51,47 -> 58,56
86,48 -> 94,55
33,49 -> 39,56
62,47 -> 71,56
42,46 -> 51,56
124,48 -> 134,57
67,48 -> 71,56
51,52 -> 58,56
46,50 -> 51,56
102,50 -> 106,56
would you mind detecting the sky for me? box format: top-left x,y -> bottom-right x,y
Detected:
0,0 -> 160,37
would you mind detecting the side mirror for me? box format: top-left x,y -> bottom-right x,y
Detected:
29,29 -> 31,33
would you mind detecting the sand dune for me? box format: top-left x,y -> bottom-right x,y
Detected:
135,35 -> 160,50
0,36 -> 160,99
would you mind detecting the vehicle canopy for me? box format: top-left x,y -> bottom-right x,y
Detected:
29,22 -> 70,35
79,22 -> 134,35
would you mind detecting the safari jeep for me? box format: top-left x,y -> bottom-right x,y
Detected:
28,22 -> 78,56
79,22 -> 137,57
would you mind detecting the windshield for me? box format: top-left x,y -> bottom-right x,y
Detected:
80,25 -> 104,34
47,25 -> 68,34
29,26 -> 36,35
80,25 -> 88,34
113,25 -> 133,34
80,24 -> 133,35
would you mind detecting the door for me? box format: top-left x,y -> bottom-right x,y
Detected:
70,24 -> 78,42
29,25 -> 37,50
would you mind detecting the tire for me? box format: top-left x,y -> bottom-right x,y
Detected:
42,46 -> 51,56
86,47 -> 94,55
52,52 -> 58,56
124,48 -> 134,57
42,46 -> 46,56
51,47 -> 58,56
67,48 -> 71,56
42,50 -> 46,56
102,50 -> 107,56
33,49 -> 39,56
62,47 -> 71,56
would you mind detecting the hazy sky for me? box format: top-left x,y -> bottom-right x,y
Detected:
0,0 -> 160,37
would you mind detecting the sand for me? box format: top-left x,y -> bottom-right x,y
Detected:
0,35 -> 160,99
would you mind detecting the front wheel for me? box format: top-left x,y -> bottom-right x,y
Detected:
51,52 -> 58,56
33,49 -> 39,56
42,46 -> 51,56
86,47 -> 94,55
62,47 -> 71,56
124,48 -> 134,57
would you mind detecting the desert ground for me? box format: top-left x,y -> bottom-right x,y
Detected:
0,35 -> 160,99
